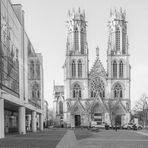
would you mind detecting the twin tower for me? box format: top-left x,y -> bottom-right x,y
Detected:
54,8 -> 131,127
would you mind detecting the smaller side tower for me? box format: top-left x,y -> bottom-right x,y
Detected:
107,8 -> 131,126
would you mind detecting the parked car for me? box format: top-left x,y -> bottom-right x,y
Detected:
91,121 -> 105,128
122,123 -> 143,130
136,124 -> 143,130
112,123 -> 121,129
122,123 -> 134,129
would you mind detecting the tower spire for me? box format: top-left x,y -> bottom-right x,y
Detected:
96,46 -> 99,57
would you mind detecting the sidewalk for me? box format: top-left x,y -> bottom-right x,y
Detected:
56,128 -> 93,148
56,130 -> 78,148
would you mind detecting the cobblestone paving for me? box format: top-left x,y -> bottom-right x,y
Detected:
0,128 -> 67,148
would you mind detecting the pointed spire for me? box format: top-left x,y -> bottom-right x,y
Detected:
53,80 -> 55,89
83,10 -> 85,18
68,10 -> 70,16
96,46 -> 99,57
120,7 -> 122,13
78,7 -> 81,13
110,9 -> 112,17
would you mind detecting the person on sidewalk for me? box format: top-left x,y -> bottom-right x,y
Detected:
115,123 -> 117,132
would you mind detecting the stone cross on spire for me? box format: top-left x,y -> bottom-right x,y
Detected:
96,46 -> 99,57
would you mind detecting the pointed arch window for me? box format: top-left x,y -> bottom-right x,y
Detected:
113,83 -> 123,99
122,29 -> 126,54
73,83 -> 81,99
74,27 -> 79,50
113,60 -> 117,78
116,27 -> 120,51
91,91 -> 93,98
30,60 -> 34,79
81,28 -> 84,54
72,60 -> 76,77
59,101 -> 63,114
78,60 -> 82,77
119,60 -> 123,78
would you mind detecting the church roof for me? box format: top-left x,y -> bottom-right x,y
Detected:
89,53 -> 107,78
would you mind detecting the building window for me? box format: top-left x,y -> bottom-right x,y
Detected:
119,60 -> 123,78
59,101 -> 63,114
74,27 -> 79,51
81,28 -> 84,54
72,60 -> 76,77
78,60 -> 82,77
73,83 -> 81,99
113,60 -> 117,78
122,29 -> 126,54
116,27 -> 120,51
91,91 -> 93,98
30,60 -> 34,79
113,83 -> 123,99
32,82 -> 40,100
90,77 -> 105,99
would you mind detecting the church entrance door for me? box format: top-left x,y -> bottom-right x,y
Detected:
115,115 -> 121,126
75,115 -> 81,127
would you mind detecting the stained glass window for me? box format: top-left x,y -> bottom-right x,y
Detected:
78,60 -> 82,77
90,77 -> 105,99
116,27 -> 120,51
113,83 -> 123,99
72,60 -> 76,77
59,101 -> 63,114
113,60 -> 117,78
74,27 -> 79,50
73,83 -> 81,99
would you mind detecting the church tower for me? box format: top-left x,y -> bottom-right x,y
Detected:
63,8 -> 89,127
107,8 -> 131,125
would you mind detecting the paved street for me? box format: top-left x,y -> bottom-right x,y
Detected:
77,129 -> 148,148
0,128 -> 148,148
0,128 -> 67,148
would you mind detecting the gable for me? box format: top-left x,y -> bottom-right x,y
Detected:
113,100 -> 127,115
71,100 -> 85,115
90,96 -> 107,113
89,57 -> 106,78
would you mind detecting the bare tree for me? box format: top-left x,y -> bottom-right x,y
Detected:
133,93 -> 148,127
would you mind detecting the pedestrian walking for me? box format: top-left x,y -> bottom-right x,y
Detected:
115,123 -> 117,132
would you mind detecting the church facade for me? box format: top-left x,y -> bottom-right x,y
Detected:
53,8 -> 131,127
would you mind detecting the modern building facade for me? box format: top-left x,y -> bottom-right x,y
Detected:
0,0 -> 44,138
53,8 -> 131,127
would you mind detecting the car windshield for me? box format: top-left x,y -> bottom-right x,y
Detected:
128,123 -> 133,125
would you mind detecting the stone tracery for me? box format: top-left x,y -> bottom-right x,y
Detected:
90,77 -> 105,99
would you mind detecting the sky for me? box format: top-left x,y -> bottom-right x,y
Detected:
11,0 -> 148,109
